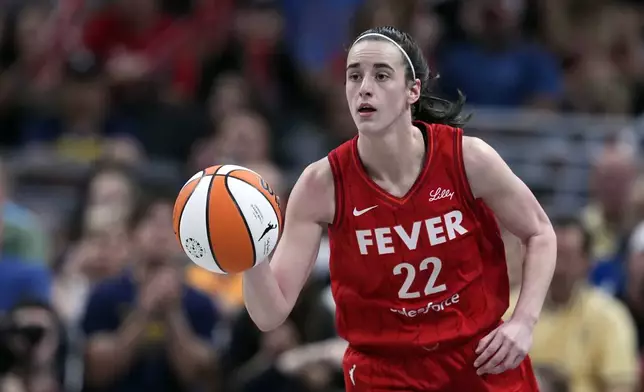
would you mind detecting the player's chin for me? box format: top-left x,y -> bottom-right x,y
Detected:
354,118 -> 384,134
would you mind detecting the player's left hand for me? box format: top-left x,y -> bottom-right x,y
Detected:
473,319 -> 533,376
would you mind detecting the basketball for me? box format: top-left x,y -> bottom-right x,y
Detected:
172,164 -> 283,274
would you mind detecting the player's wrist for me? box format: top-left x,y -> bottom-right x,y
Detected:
510,311 -> 538,328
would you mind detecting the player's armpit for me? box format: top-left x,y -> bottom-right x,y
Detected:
243,159 -> 335,331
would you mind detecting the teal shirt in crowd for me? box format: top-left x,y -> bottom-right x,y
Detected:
2,201 -> 50,264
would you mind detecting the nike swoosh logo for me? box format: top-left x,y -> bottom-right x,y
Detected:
353,206 -> 378,216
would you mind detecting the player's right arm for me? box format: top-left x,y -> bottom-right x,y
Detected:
243,158 -> 335,332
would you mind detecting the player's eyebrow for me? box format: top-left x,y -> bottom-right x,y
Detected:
373,63 -> 395,72
346,63 -> 395,72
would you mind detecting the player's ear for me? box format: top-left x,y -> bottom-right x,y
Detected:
408,79 -> 421,105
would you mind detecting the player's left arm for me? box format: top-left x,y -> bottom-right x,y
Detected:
462,136 -> 557,375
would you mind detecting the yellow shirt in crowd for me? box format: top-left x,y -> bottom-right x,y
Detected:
185,265 -> 244,311
505,286 -> 639,392
581,204 -> 620,262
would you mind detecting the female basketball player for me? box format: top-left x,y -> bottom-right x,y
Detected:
242,26 -> 556,391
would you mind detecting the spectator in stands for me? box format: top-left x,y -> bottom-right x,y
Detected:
200,73 -> 274,165
506,216 -> 639,392
20,53 -> 138,163
8,300 -> 66,392
0,157 -> 50,264
583,144 -> 638,261
0,160 -> 51,312
533,366 -> 569,392
54,223 -> 131,327
205,72 -> 257,123
82,0 -> 198,103
0,2 -> 58,112
350,0 -> 413,43
221,278 -> 338,392
626,175 -> 644,235
190,110 -> 275,172
620,221 -> 644,352
591,170 -> 644,297
275,336 -> 346,392
199,0 -> 314,121
437,0 -> 562,108
279,0 -> 362,84
539,0 -> 644,114
562,47 -> 634,114
0,255 -> 51,313
408,1 -> 443,66
332,0 -> 419,83
53,163 -> 140,325
67,162 -> 140,244
81,192 -> 219,392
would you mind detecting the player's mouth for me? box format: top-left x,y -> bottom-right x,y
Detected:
357,103 -> 377,118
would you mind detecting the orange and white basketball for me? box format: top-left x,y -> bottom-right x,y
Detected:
172,165 -> 283,274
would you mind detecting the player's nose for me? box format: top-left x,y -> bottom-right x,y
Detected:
359,77 -> 373,97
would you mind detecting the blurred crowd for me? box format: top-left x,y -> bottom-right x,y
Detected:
0,0 -> 643,392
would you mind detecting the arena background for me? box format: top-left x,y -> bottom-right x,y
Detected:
0,0 -> 642,391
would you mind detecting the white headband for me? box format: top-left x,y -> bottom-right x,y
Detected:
352,33 -> 416,80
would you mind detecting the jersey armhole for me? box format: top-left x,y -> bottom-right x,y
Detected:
327,152 -> 344,228
453,128 -> 480,216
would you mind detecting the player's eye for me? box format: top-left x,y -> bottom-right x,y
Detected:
347,73 -> 361,82
375,73 -> 390,81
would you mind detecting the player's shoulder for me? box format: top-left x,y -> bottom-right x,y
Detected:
289,158 -> 335,224
461,136 -> 497,163
460,136 -> 508,195
299,158 -> 334,190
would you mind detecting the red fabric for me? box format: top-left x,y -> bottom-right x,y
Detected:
193,0 -> 235,49
83,7 -> 197,96
342,335 -> 539,391
327,123 -> 510,354
27,0 -> 85,83
245,40 -> 274,91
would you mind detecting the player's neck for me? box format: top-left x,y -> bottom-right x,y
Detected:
356,120 -> 425,184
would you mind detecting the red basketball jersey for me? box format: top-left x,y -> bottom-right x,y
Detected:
327,122 -> 509,355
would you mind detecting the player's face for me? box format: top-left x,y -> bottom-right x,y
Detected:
345,40 -> 419,134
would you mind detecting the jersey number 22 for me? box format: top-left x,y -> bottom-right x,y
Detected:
393,257 -> 446,299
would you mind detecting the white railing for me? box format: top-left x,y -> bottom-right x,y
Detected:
463,106 -> 638,214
